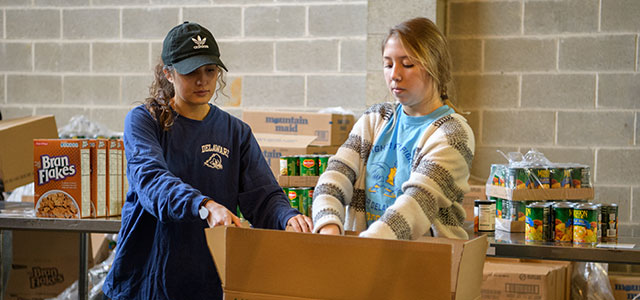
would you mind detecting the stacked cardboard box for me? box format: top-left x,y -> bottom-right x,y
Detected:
482,258 -> 572,300
609,274 -> 640,300
242,111 -> 354,177
33,138 -> 125,218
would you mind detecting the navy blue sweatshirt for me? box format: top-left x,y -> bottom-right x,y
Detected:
103,104 -> 299,300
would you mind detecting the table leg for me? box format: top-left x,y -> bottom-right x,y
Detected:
79,232 -> 88,300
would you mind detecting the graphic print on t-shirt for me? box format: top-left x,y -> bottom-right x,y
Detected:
201,143 -> 229,170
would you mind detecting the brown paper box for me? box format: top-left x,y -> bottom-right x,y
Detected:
609,274 -> 640,300
205,226 -> 488,300
243,111 -> 354,146
0,115 -> 58,191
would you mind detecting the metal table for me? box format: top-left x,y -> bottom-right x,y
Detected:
481,230 -> 640,264
0,202 -> 120,300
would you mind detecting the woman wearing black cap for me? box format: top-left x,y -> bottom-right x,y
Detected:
102,22 -> 312,300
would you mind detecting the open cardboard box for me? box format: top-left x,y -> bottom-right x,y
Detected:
205,226 -> 488,300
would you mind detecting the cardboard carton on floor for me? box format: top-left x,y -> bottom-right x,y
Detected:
609,274 -> 640,300
0,115 -> 58,191
205,226 -> 488,300
5,230 -> 94,300
481,258 -> 571,300
243,110 -> 354,146
255,134 -> 339,177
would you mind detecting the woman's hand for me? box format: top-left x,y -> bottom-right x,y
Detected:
204,200 -> 242,228
318,224 -> 341,235
286,214 -> 313,233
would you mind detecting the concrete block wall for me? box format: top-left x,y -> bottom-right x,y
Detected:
0,0 -> 369,132
448,0 -> 640,232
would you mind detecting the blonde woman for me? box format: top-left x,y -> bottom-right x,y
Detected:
312,17 -> 474,240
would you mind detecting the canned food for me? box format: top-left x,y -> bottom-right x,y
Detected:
570,165 -> 583,188
299,156 -> 318,176
509,200 -> 528,222
300,187 -> 311,217
508,167 -> 530,189
493,197 -> 502,218
550,167 -> 571,189
601,203 -> 618,242
491,164 -> 506,186
573,203 -> 598,244
531,168 -> 550,189
501,199 -> 511,220
474,199 -> 496,232
580,166 -> 592,188
318,155 -> 330,175
280,156 -> 298,176
525,202 -> 553,242
553,202 -> 574,242
287,188 -> 304,212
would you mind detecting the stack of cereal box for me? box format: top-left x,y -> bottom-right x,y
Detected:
33,138 -> 126,219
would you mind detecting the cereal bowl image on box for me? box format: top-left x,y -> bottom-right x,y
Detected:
36,189 -> 80,219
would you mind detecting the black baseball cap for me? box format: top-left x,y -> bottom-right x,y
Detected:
161,21 -> 228,74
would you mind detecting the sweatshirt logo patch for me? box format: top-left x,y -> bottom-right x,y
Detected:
201,143 -> 229,170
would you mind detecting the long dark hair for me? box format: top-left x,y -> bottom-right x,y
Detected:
144,62 -> 227,131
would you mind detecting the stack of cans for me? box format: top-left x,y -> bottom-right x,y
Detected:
280,155 -> 332,176
283,187 -> 313,217
489,163 -> 591,190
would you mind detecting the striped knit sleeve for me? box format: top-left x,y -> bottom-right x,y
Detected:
312,103 -> 395,234
360,113 -> 475,240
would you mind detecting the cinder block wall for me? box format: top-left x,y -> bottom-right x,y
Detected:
448,0 -> 640,233
0,0 -> 369,131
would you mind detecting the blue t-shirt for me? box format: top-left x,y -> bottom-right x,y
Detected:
364,104 -> 454,226
103,104 -> 299,300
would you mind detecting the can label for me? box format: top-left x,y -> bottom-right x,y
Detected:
318,155 -> 329,175
601,205 -> 618,241
287,188 -> 303,212
573,208 -> 598,244
532,168 -> 550,189
509,201 -> 527,222
580,167 -> 591,188
494,197 -> 502,218
300,188 -> 311,217
525,204 -> 552,242
553,207 -> 573,242
571,167 -> 583,188
299,157 -> 318,176
550,168 -> 571,189
475,202 -> 495,232
508,168 -> 530,189
491,164 -> 506,186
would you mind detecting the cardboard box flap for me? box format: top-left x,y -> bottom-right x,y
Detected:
254,133 -> 317,148
415,235 -> 488,300
454,235 -> 488,300
206,226 -> 459,299
205,224 -> 228,286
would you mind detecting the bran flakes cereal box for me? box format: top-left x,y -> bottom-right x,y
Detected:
95,139 -> 109,218
119,139 -> 127,213
108,139 -> 119,217
34,139 -> 94,218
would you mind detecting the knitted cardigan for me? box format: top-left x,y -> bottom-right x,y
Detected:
311,102 -> 475,240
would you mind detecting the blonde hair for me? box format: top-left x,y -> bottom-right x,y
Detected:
382,17 -> 455,104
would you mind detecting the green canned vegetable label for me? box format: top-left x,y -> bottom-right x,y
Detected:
494,197 -> 502,218
299,156 -> 318,176
287,188 -> 303,212
318,155 -> 329,175
550,168 -> 571,189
